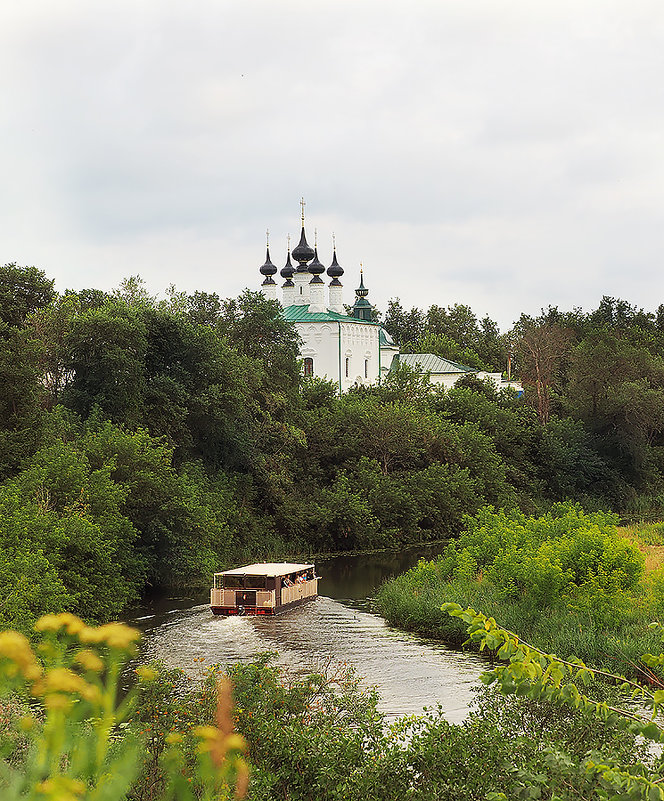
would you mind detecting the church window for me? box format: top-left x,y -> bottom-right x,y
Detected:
364,359 -> 369,378
345,357 -> 350,378
303,357 -> 314,377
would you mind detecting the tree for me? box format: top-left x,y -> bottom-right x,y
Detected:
0,441 -> 144,623
0,263 -> 54,327
217,290 -> 301,394
186,290 -> 222,327
63,300 -> 148,425
567,331 -> 664,486
0,324 -> 45,479
514,319 -> 573,424
383,298 -> 425,346
112,275 -> 157,308
29,293 -> 81,409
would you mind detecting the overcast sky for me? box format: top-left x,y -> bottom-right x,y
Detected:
2,1 -> 664,330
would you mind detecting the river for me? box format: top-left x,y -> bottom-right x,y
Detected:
127,546 -> 485,723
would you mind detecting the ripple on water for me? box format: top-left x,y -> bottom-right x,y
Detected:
135,596 -> 484,723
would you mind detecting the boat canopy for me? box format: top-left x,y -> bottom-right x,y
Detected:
215,562 -> 314,578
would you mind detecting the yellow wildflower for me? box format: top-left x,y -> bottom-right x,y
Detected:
36,776 -> 86,801
0,631 -> 42,681
225,733 -> 246,752
43,694 -> 73,712
79,623 -> 140,650
74,649 -> 104,673
44,667 -> 89,694
136,666 -> 158,682
35,612 -> 85,636
42,667 -> 101,702
193,725 -> 220,741
19,715 -> 36,732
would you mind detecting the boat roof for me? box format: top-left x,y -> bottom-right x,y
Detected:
215,562 -> 314,577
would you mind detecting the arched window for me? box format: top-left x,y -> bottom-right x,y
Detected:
364,359 -> 369,378
345,357 -> 350,378
303,357 -> 314,377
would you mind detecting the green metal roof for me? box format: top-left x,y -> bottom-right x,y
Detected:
379,328 -> 397,347
281,304 -> 380,325
396,353 -> 474,374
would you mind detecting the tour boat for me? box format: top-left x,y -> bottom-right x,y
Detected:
210,562 -> 319,616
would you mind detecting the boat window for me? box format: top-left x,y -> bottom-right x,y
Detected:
223,576 -> 244,589
244,576 -> 267,589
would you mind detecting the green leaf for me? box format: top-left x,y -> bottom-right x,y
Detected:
648,784 -> 664,801
641,722 -> 662,741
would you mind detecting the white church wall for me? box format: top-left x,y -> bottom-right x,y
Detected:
295,320 -> 380,391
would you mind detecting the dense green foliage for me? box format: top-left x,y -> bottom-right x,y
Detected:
0,613 -> 658,801
442,603 -> 664,800
377,506 -> 664,675
3,263 -> 664,632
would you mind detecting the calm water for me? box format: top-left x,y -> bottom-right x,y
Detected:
127,546 -> 484,723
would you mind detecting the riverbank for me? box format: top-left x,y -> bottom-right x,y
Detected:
375,507 -> 664,679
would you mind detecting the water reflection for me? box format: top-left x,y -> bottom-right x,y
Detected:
128,544 -> 484,722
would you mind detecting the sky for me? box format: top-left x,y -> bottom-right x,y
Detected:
2,0 -> 664,331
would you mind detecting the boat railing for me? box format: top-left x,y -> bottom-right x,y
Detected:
210,588 -> 276,609
281,578 -> 318,606
253,590 -> 276,608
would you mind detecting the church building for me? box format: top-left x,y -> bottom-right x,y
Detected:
259,204 -> 398,393
258,203 -> 519,396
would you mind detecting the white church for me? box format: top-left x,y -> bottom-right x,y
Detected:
259,204 -> 519,395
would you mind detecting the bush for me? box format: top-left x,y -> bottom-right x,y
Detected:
376,505 -> 660,673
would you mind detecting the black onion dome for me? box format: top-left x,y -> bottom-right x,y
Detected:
280,249 -> 294,279
327,248 -> 344,279
259,247 -> 277,277
292,226 -> 315,268
308,247 -> 325,276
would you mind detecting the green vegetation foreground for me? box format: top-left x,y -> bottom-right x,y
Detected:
0,611 -> 663,800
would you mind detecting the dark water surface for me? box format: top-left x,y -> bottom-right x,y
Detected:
127,545 -> 484,723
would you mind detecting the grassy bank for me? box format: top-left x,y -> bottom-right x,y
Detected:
376,506 -> 664,678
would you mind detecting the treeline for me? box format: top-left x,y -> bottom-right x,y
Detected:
386,294 -> 664,512
2,262 -> 664,630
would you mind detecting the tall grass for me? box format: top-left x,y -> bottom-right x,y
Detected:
376,567 -> 663,678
